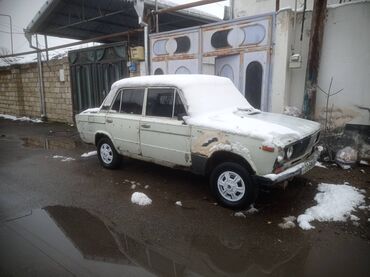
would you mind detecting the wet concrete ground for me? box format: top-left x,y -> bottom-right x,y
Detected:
0,119 -> 369,277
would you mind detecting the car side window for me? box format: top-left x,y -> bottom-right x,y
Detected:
110,91 -> 122,113
146,88 -> 174,117
121,89 -> 145,115
174,93 -> 186,118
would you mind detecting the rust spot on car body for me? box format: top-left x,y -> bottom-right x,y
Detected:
202,137 -> 218,147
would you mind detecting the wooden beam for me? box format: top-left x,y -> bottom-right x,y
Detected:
303,0 -> 327,119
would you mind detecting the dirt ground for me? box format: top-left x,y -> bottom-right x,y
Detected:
0,118 -> 369,277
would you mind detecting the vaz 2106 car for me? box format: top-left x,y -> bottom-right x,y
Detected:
76,75 -> 321,209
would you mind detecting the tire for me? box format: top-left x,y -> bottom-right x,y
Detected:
210,162 -> 258,209
97,137 -> 121,169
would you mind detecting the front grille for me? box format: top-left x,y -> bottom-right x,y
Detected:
291,136 -> 311,159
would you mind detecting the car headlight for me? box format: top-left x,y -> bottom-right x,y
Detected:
286,146 -> 294,160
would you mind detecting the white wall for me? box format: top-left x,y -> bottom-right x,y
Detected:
315,2 -> 370,127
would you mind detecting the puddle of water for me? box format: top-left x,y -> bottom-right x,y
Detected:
0,206 -> 368,277
21,137 -> 81,150
0,206 -> 310,277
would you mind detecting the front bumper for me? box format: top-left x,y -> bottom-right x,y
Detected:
255,148 -> 320,185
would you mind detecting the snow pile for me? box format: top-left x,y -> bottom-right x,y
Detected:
283,106 -> 302,117
175,201 -> 182,207
234,212 -> 246,218
246,204 -> 258,214
336,146 -> 358,165
359,160 -> 369,165
131,192 -> 152,206
297,183 -> 365,230
52,155 -> 75,162
81,151 -> 97,157
315,161 -> 327,168
0,114 -> 42,123
278,216 -> 296,229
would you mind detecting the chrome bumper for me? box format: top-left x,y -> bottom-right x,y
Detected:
259,149 -> 320,185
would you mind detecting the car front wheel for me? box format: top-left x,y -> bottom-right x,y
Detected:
210,162 -> 257,209
97,137 -> 121,169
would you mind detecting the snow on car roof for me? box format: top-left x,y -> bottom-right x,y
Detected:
110,74 -> 252,116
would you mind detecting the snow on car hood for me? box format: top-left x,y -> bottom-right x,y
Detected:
185,108 -> 321,147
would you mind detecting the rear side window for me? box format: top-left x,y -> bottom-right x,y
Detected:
146,88 -> 175,117
174,93 -> 186,117
121,89 -> 145,115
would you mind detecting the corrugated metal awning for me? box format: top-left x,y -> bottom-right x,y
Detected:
25,0 -> 219,42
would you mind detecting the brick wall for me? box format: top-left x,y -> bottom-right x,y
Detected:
0,57 -> 73,123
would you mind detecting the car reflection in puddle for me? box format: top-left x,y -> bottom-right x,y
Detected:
0,206 -> 312,277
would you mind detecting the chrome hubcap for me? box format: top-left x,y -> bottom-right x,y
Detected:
217,171 -> 245,202
100,143 -> 113,164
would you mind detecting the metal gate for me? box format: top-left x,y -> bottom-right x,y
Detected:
69,42 -> 128,114
150,14 -> 274,111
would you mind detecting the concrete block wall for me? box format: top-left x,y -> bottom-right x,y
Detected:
0,57 -> 73,123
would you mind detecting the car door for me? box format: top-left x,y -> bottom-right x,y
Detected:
139,87 -> 191,166
105,88 -> 145,155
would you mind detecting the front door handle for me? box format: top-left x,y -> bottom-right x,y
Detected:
141,124 -> 151,128
106,118 -> 113,123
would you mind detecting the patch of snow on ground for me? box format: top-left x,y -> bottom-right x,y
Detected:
297,183 -> 365,230
131,192 -> 152,206
246,204 -> 258,214
81,151 -> 97,157
278,216 -> 296,229
175,201 -> 182,207
234,212 -> 246,218
131,184 -> 136,190
0,114 -> 42,123
359,160 -> 369,165
52,155 -> 75,162
315,161 -> 327,168
144,185 -> 149,189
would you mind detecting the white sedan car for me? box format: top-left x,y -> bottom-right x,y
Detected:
76,75 -> 321,208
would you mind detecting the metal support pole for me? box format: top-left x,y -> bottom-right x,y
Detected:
44,35 -> 49,61
142,23 -> 149,75
36,35 -> 46,120
155,0 -> 159,32
0,13 -> 14,54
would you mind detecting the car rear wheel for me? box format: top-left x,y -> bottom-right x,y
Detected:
210,162 -> 257,209
97,137 -> 121,169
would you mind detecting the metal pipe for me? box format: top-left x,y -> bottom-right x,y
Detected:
35,35 -> 46,120
292,0 -> 298,52
155,0 -> 159,32
0,13 -> 14,54
1,28 -> 143,58
44,35 -> 49,61
230,0 -> 235,19
153,0 -> 225,15
141,22 -> 150,75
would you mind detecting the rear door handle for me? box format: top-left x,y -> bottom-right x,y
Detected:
141,124 -> 151,128
106,118 -> 113,123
